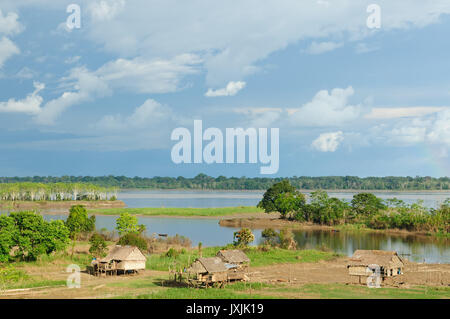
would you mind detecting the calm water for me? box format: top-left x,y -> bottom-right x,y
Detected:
118,189 -> 450,209
43,213 -> 449,264
9,189 -> 449,264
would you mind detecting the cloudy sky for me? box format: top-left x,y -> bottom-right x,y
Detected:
0,0 -> 449,177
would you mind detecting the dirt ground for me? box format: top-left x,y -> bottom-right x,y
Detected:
1,257 -> 448,299
248,257 -> 450,288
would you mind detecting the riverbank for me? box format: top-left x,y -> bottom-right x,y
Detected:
219,217 -> 450,239
0,200 -> 126,211
86,206 -> 266,218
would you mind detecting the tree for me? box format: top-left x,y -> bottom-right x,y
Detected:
233,228 -> 254,247
88,233 -> 108,258
116,212 -> 139,236
257,180 -> 305,219
261,228 -> 278,246
65,205 -> 95,238
351,193 -> 386,218
7,211 -> 70,261
42,220 -> 70,254
0,215 -> 16,262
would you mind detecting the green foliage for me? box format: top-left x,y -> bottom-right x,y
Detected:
165,248 -> 180,258
351,193 -> 387,218
2,211 -> 70,261
89,233 -> 108,258
117,232 -> 148,252
257,180 -> 306,219
65,205 -> 95,238
0,215 -> 16,262
233,228 -> 255,247
1,175 -> 449,191
261,228 -> 278,246
0,265 -> 29,289
116,212 -> 139,236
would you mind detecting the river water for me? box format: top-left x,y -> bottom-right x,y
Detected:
40,190 -> 449,263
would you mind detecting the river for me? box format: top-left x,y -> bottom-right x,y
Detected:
41,190 -> 449,263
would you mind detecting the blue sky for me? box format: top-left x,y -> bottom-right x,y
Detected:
0,0 -> 449,178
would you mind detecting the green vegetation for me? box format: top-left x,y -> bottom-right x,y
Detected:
88,233 -> 108,258
0,211 -> 70,262
146,246 -> 338,271
233,228 -> 255,247
88,206 -> 264,217
258,181 -> 450,234
116,212 -> 139,236
1,174 -> 450,190
118,233 -> 148,252
0,182 -> 118,201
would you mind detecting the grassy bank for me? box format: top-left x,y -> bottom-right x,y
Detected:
146,246 -> 340,271
88,206 -> 264,217
114,280 -> 450,299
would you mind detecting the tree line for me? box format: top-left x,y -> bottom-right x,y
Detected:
0,183 -> 118,201
258,180 -> 450,235
0,174 -> 450,190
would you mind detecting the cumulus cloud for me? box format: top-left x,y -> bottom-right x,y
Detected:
0,82 -> 44,114
0,9 -> 23,35
312,131 -> 344,152
289,86 -> 361,127
205,81 -> 246,97
303,41 -> 343,54
33,54 -> 200,125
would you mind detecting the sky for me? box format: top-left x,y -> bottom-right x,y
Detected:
0,0 -> 449,178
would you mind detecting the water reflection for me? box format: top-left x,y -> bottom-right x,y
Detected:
42,214 -> 449,264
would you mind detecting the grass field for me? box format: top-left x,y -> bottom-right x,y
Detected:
112,278 -> 450,299
88,206 -> 264,217
146,246 -> 340,271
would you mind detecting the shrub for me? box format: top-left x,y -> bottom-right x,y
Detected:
117,233 -> 148,252
89,233 -> 108,258
233,228 -> 254,247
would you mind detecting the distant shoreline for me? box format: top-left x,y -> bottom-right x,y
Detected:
119,188 -> 450,193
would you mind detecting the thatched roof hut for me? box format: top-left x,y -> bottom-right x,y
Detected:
187,257 -> 229,275
217,250 -> 250,265
347,250 -> 404,279
99,245 -> 147,272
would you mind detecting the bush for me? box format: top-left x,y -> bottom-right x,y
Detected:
117,233 -> 148,252
89,233 -> 108,258
165,248 -> 180,258
66,205 -> 95,238
233,228 -> 255,247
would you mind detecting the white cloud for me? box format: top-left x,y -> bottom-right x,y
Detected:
88,0 -> 126,21
312,131 -> 344,152
77,0 -> 450,85
427,109 -> 450,146
0,9 -> 23,35
97,99 -> 172,131
0,36 -> 19,68
15,67 -> 37,79
205,81 -> 246,97
97,54 -> 201,94
34,67 -> 111,125
0,82 -> 44,114
33,54 -> 200,125
303,41 -> 343,55
365,107 -> 448,119
289,86 -> 361,127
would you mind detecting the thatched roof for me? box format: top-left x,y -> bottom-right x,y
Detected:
348,250 -> 404,268
217,250 -> 250,264
100,245 -> 146,263
187,257 -> 228,274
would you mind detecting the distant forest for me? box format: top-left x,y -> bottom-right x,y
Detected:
0,175 -> 449,191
